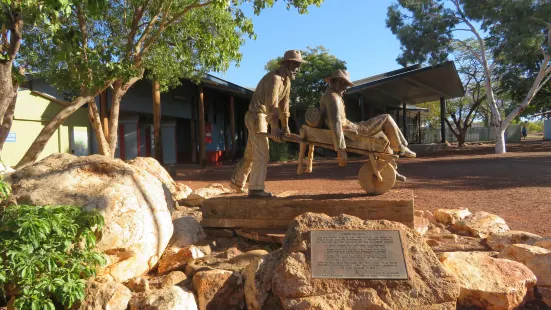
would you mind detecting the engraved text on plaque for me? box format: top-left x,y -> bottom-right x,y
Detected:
311,230 -> 408,279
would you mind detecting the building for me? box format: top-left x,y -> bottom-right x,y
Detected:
4,61 -> 465,167
92,75 -> 253,166
2,89 -> 90,167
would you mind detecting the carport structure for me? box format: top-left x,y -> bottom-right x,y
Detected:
344,61 -> 465,143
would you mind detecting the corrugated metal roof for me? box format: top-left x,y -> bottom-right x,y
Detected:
346,61 -> 465,104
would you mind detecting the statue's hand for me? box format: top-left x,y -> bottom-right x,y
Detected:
281,124 -> 291,135
337,150 -> 347,167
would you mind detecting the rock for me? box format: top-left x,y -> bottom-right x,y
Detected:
74,281 -> 131,310
422,234 -> 490,253
127,157 -> 192,201
485,231 -> 542,251
439,252 -> 536,310
126,277 -> 149,292
537,286 -> 551,308
228,250 -> 268,268
525,253 -> 551,286
185,256 -> 240,277
452,211 -> 510,238
217,247 -> 243,260
414,216 -> 429,235
424,238 -> 441,247
192,270 -> 245,310
158,245 -> 205,274
244,213 -> 460,310
129,286 -> 198,310
535,237 -> 551,251
415,209 -> 436,223
434,208 -> 472,225
193,240 -> 215,256
169,216 -> 206,248
162,271 -> 188,287
498,244 -> 550,264
181,183 -> 231,207
7,154 -> 173,282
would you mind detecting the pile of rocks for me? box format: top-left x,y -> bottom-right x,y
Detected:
7,154 -> 551,309
416,208 -> 551,309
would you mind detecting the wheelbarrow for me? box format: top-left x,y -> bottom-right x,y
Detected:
274,125 -> 406,195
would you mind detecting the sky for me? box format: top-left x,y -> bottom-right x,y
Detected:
209,0 -> 407,89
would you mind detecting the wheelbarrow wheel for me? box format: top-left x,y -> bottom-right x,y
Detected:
358,160 -> 396,195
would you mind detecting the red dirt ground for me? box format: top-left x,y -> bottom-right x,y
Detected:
175,139 -> 551,237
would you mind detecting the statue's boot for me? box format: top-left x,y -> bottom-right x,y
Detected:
399,146 -> 416,158
229,182 -> 248,194
248,190 -> 274,198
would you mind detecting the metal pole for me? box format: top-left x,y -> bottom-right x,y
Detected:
440,97 -> 446,143
402,102 -> 407,142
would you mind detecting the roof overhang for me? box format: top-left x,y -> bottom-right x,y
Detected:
345,61 -> 465,104
201,74 -> 254,98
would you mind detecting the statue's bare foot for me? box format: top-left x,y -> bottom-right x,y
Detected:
229,182 -> 248,194
248,190 -> 274,198
399,147 -> 416,158
396,173 -> 407,182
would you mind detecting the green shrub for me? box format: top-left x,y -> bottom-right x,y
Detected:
525,121 -> 544,133
269,140 -> 289,162
0,205 -> 106,309
0,177 -> 10,204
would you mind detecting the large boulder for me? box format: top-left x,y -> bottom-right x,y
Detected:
434,209 -> 472,225
127,157 -> 192,202
192,269 -> 245,310
169,216 -> 206,248
243,213 -> 460,310
452,211 -> 510,238
158,245 -> 205,275
74,281 -> 132,310
497,244 -> 550,264
129,286 -> 198,310
7,154 -> 174,282
535,237 -> 551,251
525,253 -> 551,287
485,231 -> 542,251
439,252 -> 536,310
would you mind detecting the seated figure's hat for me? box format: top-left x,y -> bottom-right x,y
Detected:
325,69 -> 354,86
280,50 -> 308,63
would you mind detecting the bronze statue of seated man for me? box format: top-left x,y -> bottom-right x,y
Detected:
318,69 -> 416,166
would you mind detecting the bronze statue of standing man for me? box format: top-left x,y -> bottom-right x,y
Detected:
230,50 -> 307,197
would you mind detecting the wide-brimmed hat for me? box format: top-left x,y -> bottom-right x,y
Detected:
325,69 -> 354,86
279,50 -> 308,64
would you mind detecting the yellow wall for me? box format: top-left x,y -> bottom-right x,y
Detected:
1,90 -> 90,166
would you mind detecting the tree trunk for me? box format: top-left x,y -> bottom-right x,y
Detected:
494,126 -> 506,154
152,81 -> 164,164
108,82 -> 124,157
0,62 -> 16,133
0,91 -> 17,152
457,129 -> 466,147
15,96 -> 93,169
88,99 -> 111,156
107,76 -> 141,158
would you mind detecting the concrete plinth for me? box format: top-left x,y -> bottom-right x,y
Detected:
202,190 -> 414,229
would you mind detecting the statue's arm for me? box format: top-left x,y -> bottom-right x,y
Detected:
278,81 -> 291,134
326,100 -> 347,150
266,76 -> 283,130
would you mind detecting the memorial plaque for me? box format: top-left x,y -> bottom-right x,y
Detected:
311,230 -> 408,279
